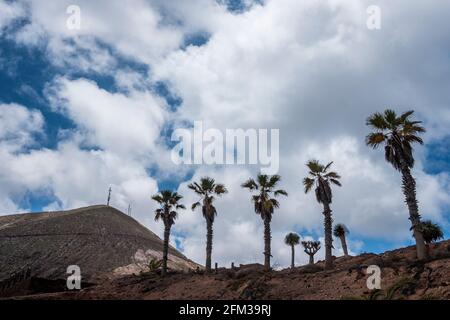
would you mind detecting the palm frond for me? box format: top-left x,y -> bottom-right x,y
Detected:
306,160 -> 323,174
384,109 -> 397,126
188,183 -> 203,195
284,233 -> 300,245
191,201 -> 201,211
303,177 -> 315,194
398,110 -> 415,123
241,178 -> 258,190
214,183 -> 228,195
330,179 -> 342,187
333,223 -> 348,237
267,175 -> 281,188
274,189 -> 288,197
365,132 -> 387,149
257,174 -> 269,188
270,198 -> 280,209
151,194 -> 163,203
323,161 -> 333,173
324,171 -> 341,179
366,112 -> 389,130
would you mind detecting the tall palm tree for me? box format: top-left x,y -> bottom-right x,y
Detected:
333,223 -> 349,257
366,109 -> 427,260
242,174 -> 288,271
302,240 -> 321,265
284,233 -> 300,269
151,190 -> 185,276
188,177 -> 228,273
303,160 -> 341,269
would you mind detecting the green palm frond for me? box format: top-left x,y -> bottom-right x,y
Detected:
333,223 -> 349,237
274,189 -> 288,197
365,132 -> 387,149
243,175 -> 286,219
303,177 -> 315,194
420,220 -> 444,244
214,183 -> 228,195
241,178 -> 258,190
398,110 -> 415,123
324,171 -> 341,179
192,201 -> 201,211
284,233 -> 300,246
306,160 -> 323,174
200,177 -> 215,192
188,182 -> 202,194
257,174 -> 269,188
330,179 -> 342,186
384,109 -> 397,126
270,198 -> 280,209
303,160 -> 341,204
366,109 -> 425,171
268,175 -> 281,188
151,194 -> 163,203
366,111 -> 389,130
151,190 -> 185,226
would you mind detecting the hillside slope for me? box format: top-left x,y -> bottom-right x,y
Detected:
0,205 -> 199,283
13,240 -> 450,300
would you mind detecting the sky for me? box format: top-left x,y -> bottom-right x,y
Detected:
0,0 -> 449,268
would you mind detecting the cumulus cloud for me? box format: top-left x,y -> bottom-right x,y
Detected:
0,0 -> 449,267
45,77 -> 167,158
0,0 -> 25,34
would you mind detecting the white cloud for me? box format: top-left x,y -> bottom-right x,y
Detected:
0,0 -> 25,34
45,77 -> 167,159
0,103 -> 44,152
0,0 -> 449,268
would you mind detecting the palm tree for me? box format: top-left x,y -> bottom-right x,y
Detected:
151,190 -> 185,276
242,174 -> 288,271
420,220 -> 444,257
188,177 -> 228,273
284,233 -> 300,269
303,160 -> 341,269
420,220 -> 444,244
333,224 -> 349,257
366,109 -> 427,260
302,240 -> 321,265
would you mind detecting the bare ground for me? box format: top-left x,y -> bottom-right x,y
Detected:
8,240 -> 450,300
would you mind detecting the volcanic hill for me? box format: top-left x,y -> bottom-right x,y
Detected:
0,205 -> 199,285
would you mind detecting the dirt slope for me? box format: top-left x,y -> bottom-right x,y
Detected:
0,205 -> 199,283
10,240 -> 450,300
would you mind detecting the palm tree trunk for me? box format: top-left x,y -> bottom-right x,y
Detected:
340,235 -> 349,256
400,164 -> 427,260
323,202 -> 333,269
162,224 -> 171,276
309,254 -> 314,265
263,216 -> 271,271
291,245 -> 295,269
205,219 -> 213,273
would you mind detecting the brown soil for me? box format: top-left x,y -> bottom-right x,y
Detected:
7,240 -> 450,300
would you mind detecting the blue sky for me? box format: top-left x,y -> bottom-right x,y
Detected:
0,0 -> 449,266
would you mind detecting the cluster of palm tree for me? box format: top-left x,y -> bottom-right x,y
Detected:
150,109 -> 445,276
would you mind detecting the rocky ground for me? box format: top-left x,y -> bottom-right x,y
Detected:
6,240 -> 450,300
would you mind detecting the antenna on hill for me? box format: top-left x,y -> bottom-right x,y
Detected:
107,187 -> 112,206
127,203 -> 132,217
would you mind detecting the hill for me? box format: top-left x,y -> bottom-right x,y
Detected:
3,239 -> 450,300
0,205 -> 199,286
0,205 -> 449,300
